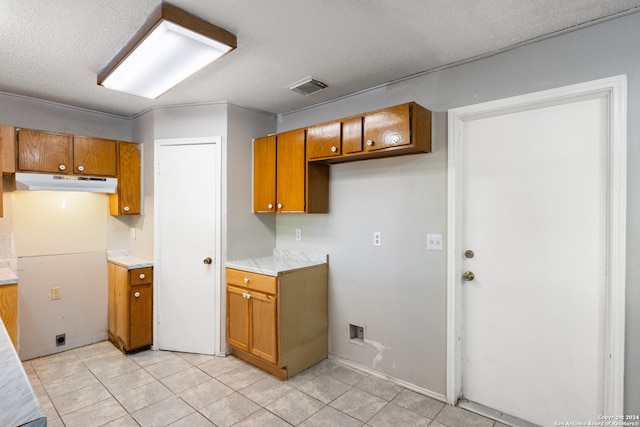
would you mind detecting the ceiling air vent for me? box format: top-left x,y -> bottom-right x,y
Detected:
287,76 -> 328,96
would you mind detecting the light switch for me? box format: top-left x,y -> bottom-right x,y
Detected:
295,228 -> 302,241
427,234 -> 443,251
373,232 -> 381,246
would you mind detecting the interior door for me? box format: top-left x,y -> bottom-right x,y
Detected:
459,97 -> 608,424
156,140 -> 218,354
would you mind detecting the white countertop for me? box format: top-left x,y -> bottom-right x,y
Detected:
107,256 -> 154,269
226,249 -> 328,276
0,317 -> 47,427
0,268 -> 18,286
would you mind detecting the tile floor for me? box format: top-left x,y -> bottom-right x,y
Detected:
24,341 -> 506,427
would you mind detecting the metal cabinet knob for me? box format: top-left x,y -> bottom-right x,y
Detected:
139,273 -> 145,279
462,271 -> 475,281
124,206 -> 130,212
59,164 -> 66,171
134,291 -> 140,298
366,140 -> 374,146
331,146 -> 338,153
203,257 -> 212,265
77,165 -> 85,172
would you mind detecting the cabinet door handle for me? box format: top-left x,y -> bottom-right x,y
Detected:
139,273 -> 145,280
331,146 -> 338,153
245,293 -> 251,299
59,164 -> 66,171
243,278 -> 249,284
124,206 -> 130,212
268,203 -> 273,209
77,165 -> 85,172
134,291 -> 140,298
366,140 -> 374,146
277,203 -> 283,209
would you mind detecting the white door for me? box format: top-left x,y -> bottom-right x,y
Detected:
447,77 -> 627,425
155,138 -> 220,355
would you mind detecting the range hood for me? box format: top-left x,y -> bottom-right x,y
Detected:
15,173 -> 118,193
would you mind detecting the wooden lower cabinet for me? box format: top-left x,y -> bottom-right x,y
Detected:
108,263 -> 153,352
0,283 -> 18,349
226,265 -> 328,379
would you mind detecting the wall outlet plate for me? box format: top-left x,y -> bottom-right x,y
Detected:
295,228 -> 302,241
427,234 -> 443,251
51,286 -> 62,300
373,231 -> 381,246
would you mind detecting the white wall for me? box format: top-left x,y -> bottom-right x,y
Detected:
276,12 -> 640,411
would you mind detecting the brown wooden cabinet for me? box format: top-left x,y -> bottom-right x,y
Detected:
17,129 -> 118,176
110,142 -> 141,215
253,129 -> 329,214
108,263 -> 153,353
226,265 -> 328,379
0,283 -> 18,350
305,102 -> 431,163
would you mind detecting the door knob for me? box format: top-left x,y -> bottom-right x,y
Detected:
462,271 -> 475,281
464,250 -> 475,259
203,257 -> 212,264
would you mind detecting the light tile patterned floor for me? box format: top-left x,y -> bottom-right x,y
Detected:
24,341 -> 506,426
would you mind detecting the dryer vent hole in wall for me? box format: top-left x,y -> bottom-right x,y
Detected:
56,333 -> 66,346
349,324 -> 365,342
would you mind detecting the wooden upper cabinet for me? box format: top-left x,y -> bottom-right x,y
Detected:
110,142 -> 141,216
17,128 -> 72,174
73,136 -> 117,176
307,121 -> 341,160
276,129 -> 306,213
342,116 -> 364,155
364,103 -> 412,151
1,125 -> 15,174
253,135 -> 277,213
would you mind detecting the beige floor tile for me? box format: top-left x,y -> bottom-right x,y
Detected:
128,349 -> 178,367
102,367 -> 157,395
130,395 -> 194,427
179,378 -> 235,410
72,340 -> 121,360
103,414 -> 141,426
42,368 -> 99,396
160,366 -> 212,393
114,380 -> 173,413
300,405 -> 364,427
330,387 -> 387,422
297,374 -> 351,404
391,389 -> 445,419
355,375 -> 403,401
434,405 -> 495,427
167,411 -> 216,426
200,392 -> 261,427
367,402 -> 431,427
217,364 -> 268,390
50,382 -> 111,415
174,351 -> 219,366
266,389 -> 325,425
60,396 -> 127,427
198,354 -> 246,377
239,375 -> 295,406
84,354 -> 139,381
233,408 -> 292,427
35,360 -> 89,384
144,355 -> 192,380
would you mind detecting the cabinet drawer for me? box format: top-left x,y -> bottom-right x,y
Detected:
130,267 -> 153,285
226,268 -> 277,294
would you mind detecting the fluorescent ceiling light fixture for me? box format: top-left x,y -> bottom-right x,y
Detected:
98,3 -> 236,99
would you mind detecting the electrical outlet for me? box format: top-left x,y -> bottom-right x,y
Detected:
56,333 -> 66,346
51,286 -> 62,300
295,228 -> 302,241
130,226 -> 137,240
427,233 -> 443,251
373,232 -> 381,246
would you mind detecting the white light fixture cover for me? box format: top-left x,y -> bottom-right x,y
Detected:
99,3 -> 236,99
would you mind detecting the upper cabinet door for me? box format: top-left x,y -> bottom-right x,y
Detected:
363,103 -> 412,151
73,136 -> 117,176
110,142 -> 141,215
17,128 -> 72,174
342,116 -> 364,155
276,129 -> 306,213
253,135 -> 277,213
307,121 -> 341,160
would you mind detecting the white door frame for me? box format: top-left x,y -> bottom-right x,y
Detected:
446,75 -> 627,414
153,136 -> 224,355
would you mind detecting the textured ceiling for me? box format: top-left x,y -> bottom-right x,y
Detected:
1,0 -> 639,118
